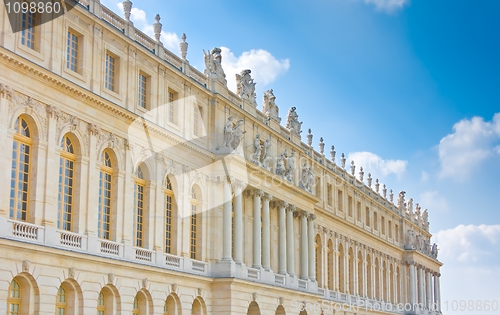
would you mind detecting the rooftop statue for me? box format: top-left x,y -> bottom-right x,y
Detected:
203,47 -> 227,85
236,69 -> 257,106
263,89 -> 280,122
286,107 -> 302,135
261,136 -> 272,171
223,116 -> 245,151
285,150 -> 295,182
397,191 -> 406,209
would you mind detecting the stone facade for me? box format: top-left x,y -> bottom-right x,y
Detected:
0,1 -> 442,314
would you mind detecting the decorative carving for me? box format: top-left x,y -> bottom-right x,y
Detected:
382,184 -> 387,198
286,107 -> 302,135
284,150 -> 295,182
122,0 -> 132,21
319,137 -> 325,155
263,89 -> 280,122
223,117 -> 245,151
389,189 -> 394,203
47,105 -> 61,119
0,82 -> 13,99
340,153 -> 346,169
89,123 -> 101,136
108,273 -> 115,284
252,292 -> 257,301
330,145 -> 336,163
367,173 -> 372,187
306,129 -> 313,146
422,209 -> 429,227
359,167 -> 364,182
153,14 -> 162,42
275,150 -> 287,178
22,260 -> 30,273
279,297 -> 284,305
68,267 -> 76,279
414,204 -> 421,223
431,243 -> 438,259
350,161 -> 355,176
251,134 -> 262,166
203,47 -> 227,85
171,283 -> 178,293
261,136 -> 272,171
374,178 -> 379,193
299,162 -> 315,193
236,69 -> 257,106
197,288 -> 202,296
179,33 -> 188,60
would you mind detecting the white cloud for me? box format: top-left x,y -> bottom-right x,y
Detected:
435,224 -> 500,309
420,191 -> 449,212
438,113 -> 500,181
362,0 -> 410,12
117,4 -> 180,51
221,47 -> 290,93
347,151 -> 408,180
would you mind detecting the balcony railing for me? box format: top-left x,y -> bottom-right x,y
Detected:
99,239 -> 121,256
135,247 -> 154,262
10,220 -> 43,242
58,230 -> 85,249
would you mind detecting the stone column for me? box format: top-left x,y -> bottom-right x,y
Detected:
278,201 -> 288,274
434,273 -> 441,312
308,214 -> 316,281
362,257 -> 368,297
354,253 -> 359,296
418,266 -> 425,308
252,189 -> 263,268
222,178 -> 232,261
262,193 -> 272,271
286,204 -> 296,276
409,263 -> 417,305
300,211 -> 309,280
426,270 -> 433,309
233,180 -> 244,264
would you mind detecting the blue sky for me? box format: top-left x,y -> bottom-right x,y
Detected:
102,0 -> 500,311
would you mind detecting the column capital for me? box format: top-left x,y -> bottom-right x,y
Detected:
253,189 -> 264,198
233,179 -> 246,191
287,204 -> 296,213
296,210 -> 309,219
278,200 -> 289,209
308,214 -> 316,221
262,192 -> 273,202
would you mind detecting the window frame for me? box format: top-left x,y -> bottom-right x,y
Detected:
98,151 -> 113,240
58,135 -> 76,231
134,166 -> 146,248
7,279 -> 21,315
66,29 -> 81,73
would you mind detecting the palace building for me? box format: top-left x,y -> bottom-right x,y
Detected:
0,1 -> 443,314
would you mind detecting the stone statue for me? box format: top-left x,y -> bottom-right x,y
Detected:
341,153 -> 346,169
286,107 -> 302,135
406,229 -> 416,249
263,89 -> 280,122
319,137 -> 325,155
407,198 -> 414,216
416,235 -> 424,251
397,191 -> 406,209
223,117 -> 245,151
422,209 -> 429,227
359,167 -> 364,182
307,166 -> 315,193
330,145 -> 336,163
285,150 -> 295,182
390,189 -> 394,203
261,136 -> 272,171
382,184 -> 387,198
299,163 -> 311,193
350,161 -> 355,176
276,151 -> 287,177
414,204 -> 421,223
203,47 -> 227,85
374,178 -> 379,193
251,134 -> 262,165
306,129 -> 313,146
424,239 -> 431,255
236,69 -> 257,106
431,243 -> 438,259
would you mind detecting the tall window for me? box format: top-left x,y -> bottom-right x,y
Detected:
168,89 -> 177,124
21,11 -> 36,49
66,31 -> 79,72
373,212 -> 378,231
357,202 -> 361,221
164,177 -> 173,254
337,190 -> 343,212
58,135 -> 75,231
327,184 -> 332,206
348,196 -> 353,217
105,53 -> 116,92
190,187 -> 198,260
138,73 -> 147,108
7,279 -> 21,315
56,286 -> 67,315
10,117 -> 32,222
134,166 -> 146,248
327,240 -> 333,290
193,105 -> 200,136
98,151 -> 113,240
132,297 -> 139,315
388,220 -> 392,239
97,292 -> 105,315
395,224 -> 399,242
365,207 -> 370,227
381,216 -> 386,235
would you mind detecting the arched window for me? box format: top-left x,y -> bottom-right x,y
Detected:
98,151 -> 113,240
97,292 -> 105,315
132,296 -> 139,315
375,258 -> 380,300
165,177 -> 173,254
190,187 -> 198,260
383,261 -> 387,301
7,279 -> 21,315
58,135 -> 76,231
367,254 -> 373,298
55,286 -> 67,314
164,295 -> 176,315
10,117 -> 32,222
348,247 -> 354,294
134,165 -> 146,248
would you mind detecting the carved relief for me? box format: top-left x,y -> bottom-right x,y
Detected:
223,117 -> 245,151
